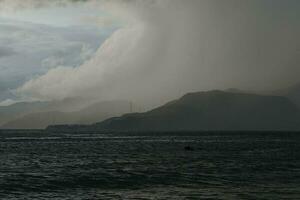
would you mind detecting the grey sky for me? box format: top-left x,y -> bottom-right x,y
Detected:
0,0 -> 299,108
0,2 -> 117,102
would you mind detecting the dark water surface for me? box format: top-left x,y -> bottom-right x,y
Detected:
0,131 -> 299,199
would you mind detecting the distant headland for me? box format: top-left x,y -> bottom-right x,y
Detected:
46,90 -> 300,132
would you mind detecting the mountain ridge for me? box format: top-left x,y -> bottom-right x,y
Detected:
2,100 -> 132,129
47,90 -> 300,132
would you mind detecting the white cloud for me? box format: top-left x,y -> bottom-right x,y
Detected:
0,17 -> 113,101
16,24 -> 147,101
79,44 -> 95,61
41,56 -> 65,69
0,98 -> 19,106
11,0 -> 300,108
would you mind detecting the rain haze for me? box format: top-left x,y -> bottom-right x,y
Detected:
0,0 -> 298,109
1,1 -> 300,199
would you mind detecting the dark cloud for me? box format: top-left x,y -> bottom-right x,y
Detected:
3,0 -> 299,108
0,47 -> 16,58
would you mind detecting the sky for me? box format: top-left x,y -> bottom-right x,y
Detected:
0,0 -> 299,108
0,0 -> 120,104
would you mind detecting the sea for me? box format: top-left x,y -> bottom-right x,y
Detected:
0,131 -> 299,200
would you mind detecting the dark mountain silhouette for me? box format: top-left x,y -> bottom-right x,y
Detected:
87,90 -> 300,131
2,101 -> 132,129
225,83 -> 300,109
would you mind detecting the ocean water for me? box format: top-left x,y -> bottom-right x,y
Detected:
0,131 -> 299,200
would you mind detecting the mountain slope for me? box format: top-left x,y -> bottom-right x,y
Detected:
271,83 -> 300,108
0,101 -> 49,126
2,101 -> 132,129
0,97 -> 92,127
92,91 -> 300,131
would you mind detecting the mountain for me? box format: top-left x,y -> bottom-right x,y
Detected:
271,83 -> 300,108
85,90 -> 300,132
0,97 -> 93,127
225,83 -> 300,109
2,101 -> 132,129
0,101 -> 49,126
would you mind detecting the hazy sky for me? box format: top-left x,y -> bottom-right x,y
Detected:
0,0 -> 299,107
0,0 -> 119,104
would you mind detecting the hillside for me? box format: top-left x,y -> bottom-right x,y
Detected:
271,83 -> 300,108
0,101 -> 49,126
90,91 -> 300,131
2,101 -> 132,129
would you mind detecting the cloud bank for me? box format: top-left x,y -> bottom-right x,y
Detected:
13,0 -> 300,108
0,0 -> 84,11
0,17 -> 109,101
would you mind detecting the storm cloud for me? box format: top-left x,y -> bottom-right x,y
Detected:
4,0 -> 300,108
0,46 -> 15,58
